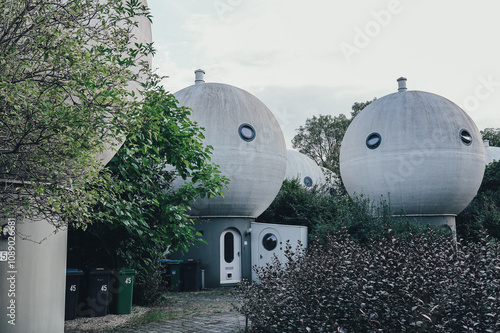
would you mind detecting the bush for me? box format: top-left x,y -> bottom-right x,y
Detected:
239,230 -> 500,332
457,160 -> 500,241
132,260 -> 167,306
258,179 -> 336,232
259,179 -> 439,244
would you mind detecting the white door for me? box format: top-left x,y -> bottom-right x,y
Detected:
258,227 -> 282,268
220,229 -> 242,284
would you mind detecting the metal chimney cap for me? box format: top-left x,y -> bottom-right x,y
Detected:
195,69 -> 205,85
397,77 -> 407,92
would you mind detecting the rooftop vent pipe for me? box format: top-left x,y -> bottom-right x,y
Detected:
397,77 -> 407,92
195,69 -> 205,85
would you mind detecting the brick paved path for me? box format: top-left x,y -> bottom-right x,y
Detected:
65,312 -> 249,333
116,313 -> 248,333
65,290 -> 248,333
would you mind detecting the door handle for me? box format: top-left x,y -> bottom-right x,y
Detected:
260,255 -> 263,259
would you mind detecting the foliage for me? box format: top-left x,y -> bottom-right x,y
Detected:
482,128 -> 500,146
67,84 -> 229,302
291,99 -> 374,192
258,179 -> 435,244
2,0 -> 228,301
258,179 -> 334,231
0,0 -> 153,227
457,160 -> 500,241
239,230 -> 500,332
351,99 -> 375,118
132,260 -> 167,305
292,114 -> 349,189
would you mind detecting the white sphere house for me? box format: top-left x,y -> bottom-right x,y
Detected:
285,150 -> 326,187
340,78 -> 485,233
484,140 -> 500,165
171,70 -> 287,287
173,70 -> 286,217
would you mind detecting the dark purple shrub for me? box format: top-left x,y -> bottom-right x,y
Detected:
239,230 -> 500,332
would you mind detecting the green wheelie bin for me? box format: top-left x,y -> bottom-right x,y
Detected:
110,268 -> 136,314
166,260 -> 183,292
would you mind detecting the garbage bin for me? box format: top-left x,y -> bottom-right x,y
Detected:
165,260 -> 183,292
110,268 -> 136,315
86,268 -> 112,317
181,259 -> 201,292
65,269 -> 84,320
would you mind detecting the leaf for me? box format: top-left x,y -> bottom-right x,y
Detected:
422,314 -> 432,322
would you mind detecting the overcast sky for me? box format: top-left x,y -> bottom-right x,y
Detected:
147,0 -> 500,148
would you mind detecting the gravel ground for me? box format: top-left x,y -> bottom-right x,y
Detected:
64,289 -> 245,332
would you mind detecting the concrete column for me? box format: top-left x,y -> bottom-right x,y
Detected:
0,217 -> 67,333
403,215 -> 457,239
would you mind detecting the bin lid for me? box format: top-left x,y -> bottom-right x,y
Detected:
66,268 -> 84,276
117,267 -> 136,275
166,260 -> 183,265
88,267 -> 113,275
183,259 -> 201,264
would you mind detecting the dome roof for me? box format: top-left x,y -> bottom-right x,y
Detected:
96,0 -> 152,167
340,78 -> 485,216
484,140 -> 500,164
285,150 -> 326,187
173,72 -> 287,217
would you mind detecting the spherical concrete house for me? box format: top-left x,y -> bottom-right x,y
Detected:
339,78 -> 485,233
171,70 -> 287,287
285,150 -> 326,187
484,140 -> 500,164
173,70 -> 287,217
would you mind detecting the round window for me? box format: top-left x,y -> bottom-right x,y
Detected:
238,123 -> 256,142
1,224 -> 10,239
460,129 -> 472,146
366,132 -> 381,149
262,233 -> 277,251
304,176 -> 313,187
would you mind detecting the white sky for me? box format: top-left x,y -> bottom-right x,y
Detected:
147,0 -> 500,148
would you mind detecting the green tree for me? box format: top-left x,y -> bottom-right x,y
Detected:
350,99 -> 375,118
292,114 -> 350,173
0,0 -> 153,227
482,128 -> 500,146
291,99 -> 374,190
457,160 -> 500,241
2,0 -> 229,303
68,83 -> 229,303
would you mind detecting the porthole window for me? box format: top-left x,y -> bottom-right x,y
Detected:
1,224 -> 10,239
262,233 -> 277,251
238,123 -> 256,142
460,129 -> 472,146
304,176 -> 313,187
366,132 -> 381,149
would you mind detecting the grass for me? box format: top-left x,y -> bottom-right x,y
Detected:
128,308 -> 179,325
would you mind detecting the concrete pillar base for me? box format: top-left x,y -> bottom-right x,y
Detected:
398,214 -> 456,238
0,217 -> 67,333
